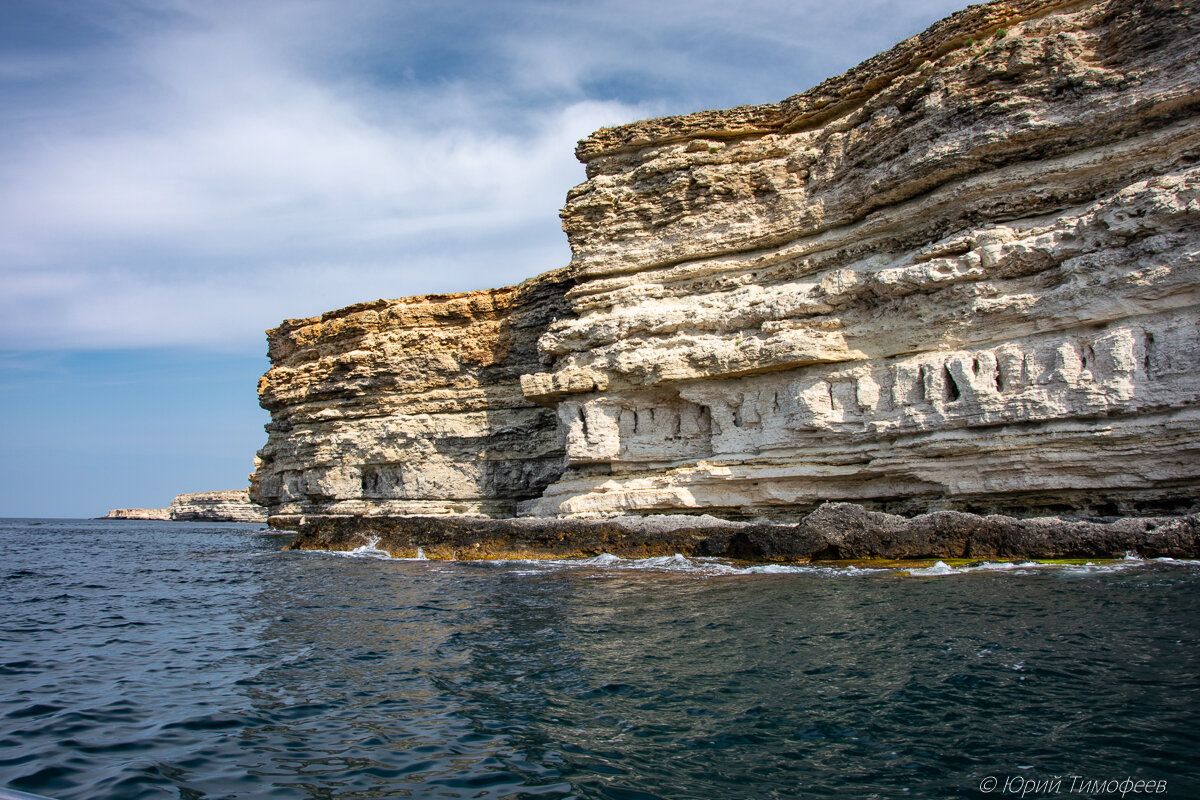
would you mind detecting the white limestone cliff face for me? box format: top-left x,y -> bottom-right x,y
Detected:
104,508 -> 170,521
521,0 -> 1200,518
168,491 -> 267,523
254,0 -> 1200,523
104,490 -> 267,522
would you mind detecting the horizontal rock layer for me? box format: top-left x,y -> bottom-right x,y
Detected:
252,271 -> 574,519
168,491 -> 267,523
103,490 -> 267,523
522,0 -> 1200,519
286,503 -> 1200,561
255,0 -> 1200,529
104,508 -> 170,521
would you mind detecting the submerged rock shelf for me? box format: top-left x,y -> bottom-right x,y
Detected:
286,503 -> 1200,562
255,0 -> 1200,553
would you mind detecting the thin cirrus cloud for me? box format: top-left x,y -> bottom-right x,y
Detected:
0,0 -> 967,352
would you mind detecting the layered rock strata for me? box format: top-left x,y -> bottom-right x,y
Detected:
522,0 -> 1200,519
104,508 -> 170,521
104,491 -> 268,523
252,271 -> 574,526
259,0 -> 1200,556
168,491 -> 267,523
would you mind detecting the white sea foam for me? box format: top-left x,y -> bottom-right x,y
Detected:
906,561 -> 958,576
311,537 -> 446,561
895,558 -> 1179,577
350,540 -> 391,558
322,536 -> 392,559
475,552 -> 887,578
1046,553 -> 1157,576
533,552 -> 1184,578
578,553 -> 623,566
970,561 -> 1041,571
907,560 -> 1053,576
307,543 -> 1199,577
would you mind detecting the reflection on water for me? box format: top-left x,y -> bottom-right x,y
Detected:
1,520 -> 1198,799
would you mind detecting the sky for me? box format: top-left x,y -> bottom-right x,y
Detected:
0,0 -> 968,517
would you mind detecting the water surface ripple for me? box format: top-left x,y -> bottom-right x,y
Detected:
1,519 -> 1197,799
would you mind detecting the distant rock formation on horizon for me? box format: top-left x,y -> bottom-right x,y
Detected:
167,490 -> 268,523
104,490 -> 267,523
251,0 -> 1200,556
104,507 -> 171,521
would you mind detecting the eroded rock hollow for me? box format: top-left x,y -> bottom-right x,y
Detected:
253,0 -> 1200,555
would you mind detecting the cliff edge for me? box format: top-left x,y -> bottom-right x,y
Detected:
255,0 -> 1200,557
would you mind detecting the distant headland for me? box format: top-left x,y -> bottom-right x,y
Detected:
104,490 -> 267,524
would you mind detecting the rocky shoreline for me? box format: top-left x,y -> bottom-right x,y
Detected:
283,503 -> 1200,562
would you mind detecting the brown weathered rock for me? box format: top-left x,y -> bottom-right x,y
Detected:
252,270 -> 574,519
286,503 -> 1200,562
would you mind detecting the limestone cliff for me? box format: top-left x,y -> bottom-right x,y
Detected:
251,271 -> 574,524
105,490 -> 267,523
524,0 -> 1200,519
104,508 -> 170,521
255,0 -> 1200,537
168,491 -> 267,523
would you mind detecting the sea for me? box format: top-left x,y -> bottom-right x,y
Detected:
1,519 -> 1198,800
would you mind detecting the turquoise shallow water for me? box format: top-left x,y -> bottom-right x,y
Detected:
1,519 -> 1198,799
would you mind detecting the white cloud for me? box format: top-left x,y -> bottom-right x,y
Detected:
0,0 -> 965,351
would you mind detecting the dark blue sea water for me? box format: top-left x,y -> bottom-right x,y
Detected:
1,519 -> 1198,800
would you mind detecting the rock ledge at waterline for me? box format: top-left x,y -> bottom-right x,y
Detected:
253,0 -> 1200,559
285,503 -> 1200,562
